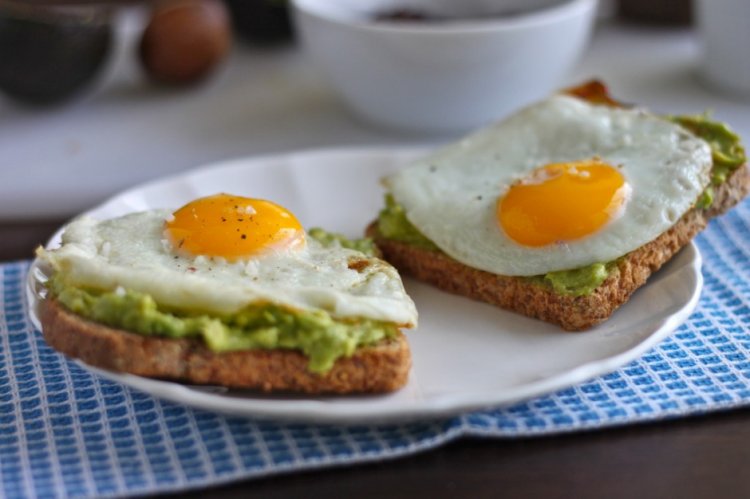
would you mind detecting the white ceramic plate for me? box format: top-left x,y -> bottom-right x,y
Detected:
27,147 -> 703,424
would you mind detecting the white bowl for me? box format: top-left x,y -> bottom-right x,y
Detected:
292,0 -> 597,134
696,0 -> 750,99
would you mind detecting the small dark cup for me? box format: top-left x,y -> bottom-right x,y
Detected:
0,0 -> 113,106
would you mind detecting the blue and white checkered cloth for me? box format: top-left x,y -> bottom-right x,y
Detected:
2,199 -> 749,499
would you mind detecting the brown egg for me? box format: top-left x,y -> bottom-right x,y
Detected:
139,0 -> 231,85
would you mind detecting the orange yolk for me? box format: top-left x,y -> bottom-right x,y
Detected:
164,194 -> 304,260
497,159 -> 630,247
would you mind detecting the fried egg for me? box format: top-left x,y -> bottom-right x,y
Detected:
42,194 -> 417,326
385,95 -> 713,276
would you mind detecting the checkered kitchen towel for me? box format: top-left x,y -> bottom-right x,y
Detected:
2,199 -> 749,499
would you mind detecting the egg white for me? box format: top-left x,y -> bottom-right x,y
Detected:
41,210 -> 417,326
386,95 -> 713,276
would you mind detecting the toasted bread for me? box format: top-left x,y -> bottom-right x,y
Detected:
369,164 -> 750,331
40,299 -> 411,394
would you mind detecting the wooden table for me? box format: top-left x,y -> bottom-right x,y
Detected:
5,221 -> 750,499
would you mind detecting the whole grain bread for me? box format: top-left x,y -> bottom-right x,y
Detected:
40,299 -> 411,394
369,164 -> 750,331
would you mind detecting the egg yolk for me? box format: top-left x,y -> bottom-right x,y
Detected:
497,159 -> 630,247
164,194 -> 304,260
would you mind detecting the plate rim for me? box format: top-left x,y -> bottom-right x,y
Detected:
26,146 -> 704,424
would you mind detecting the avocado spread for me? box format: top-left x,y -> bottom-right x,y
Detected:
308,227 -> 378,256
670,115 -> 746,187
376,114 -> 745,296
49,230 -> 399,374
378,194 -> 439,250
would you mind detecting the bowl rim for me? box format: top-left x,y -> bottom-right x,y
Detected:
291,0 -> 597,35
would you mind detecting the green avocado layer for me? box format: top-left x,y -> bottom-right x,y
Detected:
671,114 -> 745,210
527,262 -> 620,297
378,194 -> 439,250
49,230 -> 399,374
376,114 -> 745,297
669,114 -> 746,187
308,227 -> 378,256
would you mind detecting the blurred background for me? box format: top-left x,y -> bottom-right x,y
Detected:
1,0 -> 748,257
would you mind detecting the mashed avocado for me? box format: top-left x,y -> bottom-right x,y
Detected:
50,277 -> 398,374
308,227 -> 378,256
670,115 -> 746,189
377,194 -> 439,250
663,115 -> 744,211
538,262 -> 615,297
376,114 -> 743,296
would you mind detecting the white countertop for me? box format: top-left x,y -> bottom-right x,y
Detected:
2,16 -> 749,220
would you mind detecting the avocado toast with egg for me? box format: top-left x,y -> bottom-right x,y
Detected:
38,194 -> 416,393
368,81 -> 749,331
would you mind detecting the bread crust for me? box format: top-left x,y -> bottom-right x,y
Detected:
370,164 -> 750,331
40,299 -> 411,394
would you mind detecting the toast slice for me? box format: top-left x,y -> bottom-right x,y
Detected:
40,298 -> 411,394
368,164 -> 750,331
